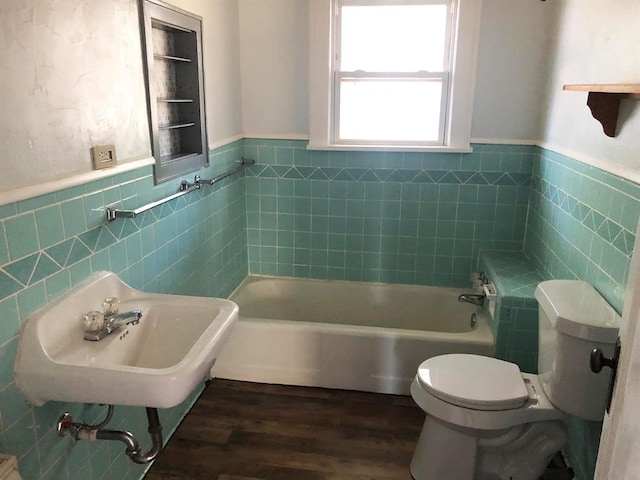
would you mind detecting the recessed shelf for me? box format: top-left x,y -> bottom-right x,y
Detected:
563,83 -> 640,137
159,122 -> 196,130
143,0 -> 208,183
157,98 -> 194,103
154,54 -> 192,63
160,152 -> 199,164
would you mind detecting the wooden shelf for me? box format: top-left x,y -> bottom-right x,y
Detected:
563,84 -> 640,95
563,83 -> 640,137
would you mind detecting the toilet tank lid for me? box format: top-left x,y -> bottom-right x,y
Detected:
535,280 -> 620,343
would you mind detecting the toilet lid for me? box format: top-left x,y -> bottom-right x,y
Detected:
417,354 -> 530,411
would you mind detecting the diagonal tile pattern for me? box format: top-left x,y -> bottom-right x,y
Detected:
248,165 -> 533,187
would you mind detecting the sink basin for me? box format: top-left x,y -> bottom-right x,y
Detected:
15,272 -> 238,408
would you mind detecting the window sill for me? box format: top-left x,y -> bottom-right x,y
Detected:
306,143 -> 473,153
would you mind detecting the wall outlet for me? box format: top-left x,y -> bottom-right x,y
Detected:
91,144 -> 117,169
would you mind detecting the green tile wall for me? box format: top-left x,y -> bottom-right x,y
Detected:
525,148 -> 640,480
478,251 -> 542,374
244,139 -> 534,286
0,140 -> 248,480
526,149 -> 638,313
3,137 -> 638,480
243,138 -> 639,480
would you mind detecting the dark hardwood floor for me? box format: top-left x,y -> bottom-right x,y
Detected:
145,379 -> 573,480
146,379 -> 424,479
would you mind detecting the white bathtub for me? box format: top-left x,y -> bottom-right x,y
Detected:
211,276 -> 495,395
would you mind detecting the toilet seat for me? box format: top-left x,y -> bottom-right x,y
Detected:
416,354 -> 530,411
411,356 -> 566,430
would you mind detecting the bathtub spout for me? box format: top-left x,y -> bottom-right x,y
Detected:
458,293 -> 485,306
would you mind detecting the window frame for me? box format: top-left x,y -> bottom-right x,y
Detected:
308,0 -> 482,152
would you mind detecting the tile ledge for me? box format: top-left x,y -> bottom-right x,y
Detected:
0,156 -> 155,207
480,251 -> 543,300
538,141 -> 640,186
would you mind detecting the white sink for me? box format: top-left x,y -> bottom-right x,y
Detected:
15,272 -> 238,408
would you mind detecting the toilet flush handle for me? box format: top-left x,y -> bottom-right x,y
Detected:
590,348 -> 617,373
590,337 -> 621,414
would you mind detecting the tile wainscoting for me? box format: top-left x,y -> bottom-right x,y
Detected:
0,137 -> 637,480
244,140 -> 534,287
0,140 -> 248,480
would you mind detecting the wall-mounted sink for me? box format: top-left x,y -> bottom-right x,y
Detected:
15,272 -> 238,408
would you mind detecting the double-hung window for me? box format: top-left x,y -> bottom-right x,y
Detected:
309,0 -> 482,151
336,1 -> 451,145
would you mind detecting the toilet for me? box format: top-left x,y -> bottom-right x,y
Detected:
409,280 -> 620,480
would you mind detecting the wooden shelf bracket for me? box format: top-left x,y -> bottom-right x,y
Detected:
563,84 -> 640,138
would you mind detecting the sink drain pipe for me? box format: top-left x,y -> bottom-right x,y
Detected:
57,405 -> 164,464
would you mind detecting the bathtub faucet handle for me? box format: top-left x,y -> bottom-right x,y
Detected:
458,293 -> 485,306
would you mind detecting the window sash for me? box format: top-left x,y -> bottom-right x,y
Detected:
334,0 -> 452,71
339,0 -> 450,7
333,72 -> 450,145
333,0 -> 453,146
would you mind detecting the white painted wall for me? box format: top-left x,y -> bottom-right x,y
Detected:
540,0 -> 640,174
471,0 -> 558,142
236,0 -> 553,142
0,0 -> 243,195
0,0 -> 150,191
3,1 -> 638,193
238,0 -> 309,138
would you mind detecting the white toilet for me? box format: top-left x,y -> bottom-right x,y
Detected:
410,280 -> 620,480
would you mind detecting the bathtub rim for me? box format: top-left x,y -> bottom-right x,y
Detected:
235,315 -> 493,347
229,274 -> 495,347
230,273 -> 485,298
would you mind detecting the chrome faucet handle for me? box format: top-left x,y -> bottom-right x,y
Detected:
82,311 -> 105,334
83,308 -> 142,341
457,293 -> 486,306
102,297 -> 120,317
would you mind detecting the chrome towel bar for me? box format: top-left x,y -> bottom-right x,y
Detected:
105,157 -> 254,222
106,181 -> 200,221
195,157 -> 255,185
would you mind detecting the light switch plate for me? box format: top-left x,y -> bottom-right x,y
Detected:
91,144 -> 117,170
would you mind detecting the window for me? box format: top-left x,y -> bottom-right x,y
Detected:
309,0 -> 482,152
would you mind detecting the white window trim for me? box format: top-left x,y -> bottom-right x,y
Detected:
308,0 -> 482,153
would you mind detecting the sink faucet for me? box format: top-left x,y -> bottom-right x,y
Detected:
458,293 -> 485,306
83,308 -> 143,341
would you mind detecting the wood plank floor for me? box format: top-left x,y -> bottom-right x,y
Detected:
146,379 -> 424,479
145,379 -> 572,480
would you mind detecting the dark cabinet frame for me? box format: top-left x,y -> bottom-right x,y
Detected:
140,0 -> 209,183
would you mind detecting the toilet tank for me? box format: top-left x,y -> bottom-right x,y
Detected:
535,280 -> 620,421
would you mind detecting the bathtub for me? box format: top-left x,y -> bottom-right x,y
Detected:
211,276 -> 495,395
